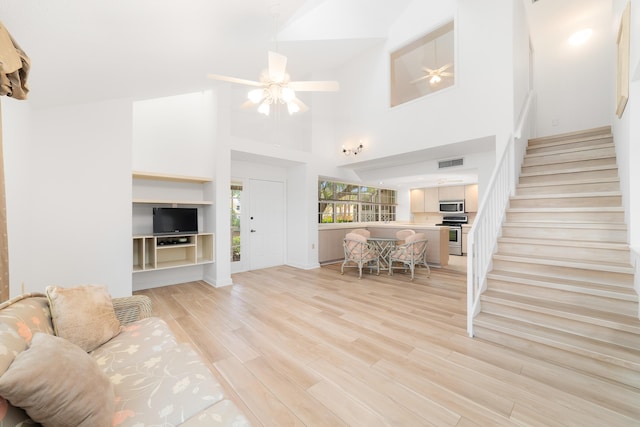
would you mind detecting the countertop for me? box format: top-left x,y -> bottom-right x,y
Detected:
319,222 -> 447,230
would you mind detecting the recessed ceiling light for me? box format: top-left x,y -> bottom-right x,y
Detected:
568,29 -> 592,46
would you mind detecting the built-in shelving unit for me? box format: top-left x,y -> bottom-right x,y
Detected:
133,233 -> 214,272
132,171 -> 213,205
132,171 -> 211,183
132,171 -> 214,273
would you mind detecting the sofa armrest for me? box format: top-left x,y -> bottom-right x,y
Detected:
112,295 -> 153,325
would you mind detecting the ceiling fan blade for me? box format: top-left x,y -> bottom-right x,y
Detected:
288,80 -> 339,92
437,63 -> 452,73
207,74 -> 262,87
239,100 -> 256,110
268,51 -> 288,82
410,75 -> 430,84
440,72 -> 453,77
291,97 -> 309,113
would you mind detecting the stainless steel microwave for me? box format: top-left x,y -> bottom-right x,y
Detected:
439,200 -> 465,213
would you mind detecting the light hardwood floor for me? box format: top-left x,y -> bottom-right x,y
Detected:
135,263 -> 640,426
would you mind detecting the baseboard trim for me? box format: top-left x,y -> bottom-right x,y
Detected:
286,262 -> 321,270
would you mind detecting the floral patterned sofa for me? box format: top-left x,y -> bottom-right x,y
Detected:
0,290 -> 251,426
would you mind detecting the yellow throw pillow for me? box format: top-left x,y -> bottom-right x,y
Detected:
46,284 -> 121,352
0,332 -> 115,427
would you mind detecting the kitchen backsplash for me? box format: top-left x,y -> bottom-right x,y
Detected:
412,213 -> 444,224
412,212 -> 476,225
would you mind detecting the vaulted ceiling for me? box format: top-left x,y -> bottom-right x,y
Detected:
0,0 -> 412,107
1,0 -> 612,189
0,0 -> 608,109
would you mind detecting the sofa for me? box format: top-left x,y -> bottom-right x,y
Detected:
0,287 -> 251,426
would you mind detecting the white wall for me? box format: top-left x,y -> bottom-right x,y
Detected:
513,0 -> 532,126
612,0 -> 640,252
533,2 -> 613,137
132,91 -> 215,177
3,100 -> 32,296
3,98 -> 132,297
323,0 -> 514,167
286,164 -> 319,269
303,0 -> 518,269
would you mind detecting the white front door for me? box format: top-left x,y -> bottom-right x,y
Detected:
249,179 -> 285,270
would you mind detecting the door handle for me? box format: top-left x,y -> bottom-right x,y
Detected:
250,229 -> 256,233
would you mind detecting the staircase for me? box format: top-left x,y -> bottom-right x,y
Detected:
473,127 -> 640,403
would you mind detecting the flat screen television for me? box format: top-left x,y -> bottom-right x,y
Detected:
153,207 -> 198,235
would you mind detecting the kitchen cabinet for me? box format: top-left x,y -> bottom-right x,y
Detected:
438,185 -> 465,201
411,184 -> 477,213
410,187 -> 439,212
462,226 -> 470,254
410,189 -> 425,213
424,187 -> 439,212
465,184 -> 479,212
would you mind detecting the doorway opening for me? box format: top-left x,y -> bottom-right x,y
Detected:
231,183 -> 242,264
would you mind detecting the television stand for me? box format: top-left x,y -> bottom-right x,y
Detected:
132,233 -> 214,272
156,236 -> 191,246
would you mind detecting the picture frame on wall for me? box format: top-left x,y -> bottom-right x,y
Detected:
616,1 -> 630,118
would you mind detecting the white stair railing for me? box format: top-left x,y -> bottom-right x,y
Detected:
466,92 -> 533,337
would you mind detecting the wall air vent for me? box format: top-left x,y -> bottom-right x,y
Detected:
438,158 -> 464,169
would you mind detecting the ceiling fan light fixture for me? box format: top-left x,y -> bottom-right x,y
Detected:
207,51 -> 338,116
287,100 -> 300,114
287,101 -> 300,114
258,102 -> 270,116
248,89 -> 264,104
281,86 -> 295,103
430,74 -> 442,85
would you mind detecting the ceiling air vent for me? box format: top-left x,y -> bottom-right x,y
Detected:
438,158 -> 464,169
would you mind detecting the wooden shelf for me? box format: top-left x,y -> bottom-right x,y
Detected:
132,171 -> 213,206
132,199 -> 213,205
132,233 -> 214,273
132,171 -> 212,184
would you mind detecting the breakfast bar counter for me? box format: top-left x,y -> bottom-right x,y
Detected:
318,223 -> 449,267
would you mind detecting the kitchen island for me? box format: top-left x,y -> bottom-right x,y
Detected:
318,223 -> 449,267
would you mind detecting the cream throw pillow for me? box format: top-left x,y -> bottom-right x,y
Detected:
46,284 -> 121,352
0,332 -> 115,427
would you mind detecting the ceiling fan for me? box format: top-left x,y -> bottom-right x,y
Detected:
207,51 -> 339,116
410,63 -> 453,86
